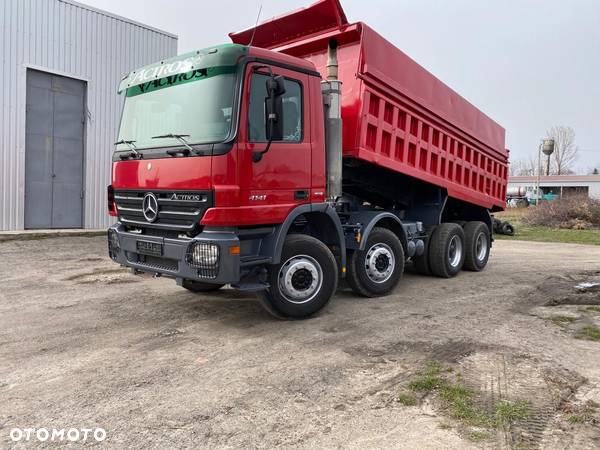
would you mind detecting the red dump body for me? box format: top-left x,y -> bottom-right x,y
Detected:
231,0 -> 508,211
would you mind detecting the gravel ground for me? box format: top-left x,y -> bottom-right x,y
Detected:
1,236 -> 599,449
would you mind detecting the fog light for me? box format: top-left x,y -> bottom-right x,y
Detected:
108,229 -> 120,259
187,242 -> 219,268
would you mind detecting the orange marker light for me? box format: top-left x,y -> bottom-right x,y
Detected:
229,245 -> 241,255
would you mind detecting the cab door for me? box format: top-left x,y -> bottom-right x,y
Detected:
238,64 -> 312,222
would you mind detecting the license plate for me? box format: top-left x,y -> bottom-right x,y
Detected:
136,240 -> 163,257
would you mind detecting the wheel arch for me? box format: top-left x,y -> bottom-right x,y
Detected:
350,211 -> 408,255
266,203 -> 346,270
441,197 -> 492,234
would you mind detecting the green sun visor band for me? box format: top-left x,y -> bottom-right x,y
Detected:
125,65 -> 236,97
118,44 -> 248,93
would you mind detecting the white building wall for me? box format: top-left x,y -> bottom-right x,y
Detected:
0,0 -> 177,230
508,180 -> 600,199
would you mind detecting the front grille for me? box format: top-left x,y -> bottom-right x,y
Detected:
114,190 -> 213,232
126,253 -> 179,272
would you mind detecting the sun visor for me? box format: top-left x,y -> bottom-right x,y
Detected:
117,44 -> 248,93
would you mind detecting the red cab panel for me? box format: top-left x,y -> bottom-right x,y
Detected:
112,156 -> 212,190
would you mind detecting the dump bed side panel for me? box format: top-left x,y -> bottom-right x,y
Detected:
294,29 -> 508,210
359,25 -> 506,154
355,83 -> 508,210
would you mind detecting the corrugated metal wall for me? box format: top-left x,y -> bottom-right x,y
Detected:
0,0 -> 177,230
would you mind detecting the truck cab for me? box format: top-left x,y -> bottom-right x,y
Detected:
108,45 -> 346,317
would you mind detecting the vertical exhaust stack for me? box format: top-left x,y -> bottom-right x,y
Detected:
326,38 -> 339,80
322,39 -> 343,202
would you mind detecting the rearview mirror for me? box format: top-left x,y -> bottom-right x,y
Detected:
265,75 -> 285,141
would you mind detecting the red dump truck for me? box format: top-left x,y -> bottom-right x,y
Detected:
107,0 -> 508,318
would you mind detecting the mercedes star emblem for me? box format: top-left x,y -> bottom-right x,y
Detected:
142,193 -> 159,222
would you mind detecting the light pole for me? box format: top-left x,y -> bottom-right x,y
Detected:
536,138 -> 555,204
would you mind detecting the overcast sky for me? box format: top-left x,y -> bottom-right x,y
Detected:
82,0 -> 600,172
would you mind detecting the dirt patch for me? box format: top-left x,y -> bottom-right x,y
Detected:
526,273 -> 600,343
524,271 -> 600,307
394,352 -> 588,448
459,352 -> 584,448
2,237 -> 600,449
64,267 -> 140,285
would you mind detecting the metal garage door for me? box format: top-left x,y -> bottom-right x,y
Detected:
25,70 -> 85,229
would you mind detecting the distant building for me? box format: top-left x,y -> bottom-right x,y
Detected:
508,175 -> 600,200
1,0 -> 177,231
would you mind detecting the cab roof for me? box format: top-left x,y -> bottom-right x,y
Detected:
118,43 -> 319,93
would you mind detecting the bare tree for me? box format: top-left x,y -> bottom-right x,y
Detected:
545,126 -> 578,175
509,157 -> 538,176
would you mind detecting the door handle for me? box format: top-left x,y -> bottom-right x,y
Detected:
294,190 -> 309,200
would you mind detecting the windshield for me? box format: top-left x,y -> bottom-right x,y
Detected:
117,66 -> 236,150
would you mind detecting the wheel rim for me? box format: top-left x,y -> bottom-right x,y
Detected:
365,243 -> 395,283
278,255 -> 323,304
475,232 -> 488,262
447,235 -> 463,268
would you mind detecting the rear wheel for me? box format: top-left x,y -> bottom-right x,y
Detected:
347,227 -> 405,297
182,280 -> 225,292
260,234 -> 338,319
429,223 -> 465,278
463,221 -> 491,271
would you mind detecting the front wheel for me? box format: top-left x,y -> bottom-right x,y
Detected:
260,234 -> 338,319
347,227 -> 405,297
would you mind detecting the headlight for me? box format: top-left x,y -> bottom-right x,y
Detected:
108,229 -> 120,259
187,242 -> 219,268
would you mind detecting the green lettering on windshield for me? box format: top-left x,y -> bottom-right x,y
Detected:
126,65 -> 237,98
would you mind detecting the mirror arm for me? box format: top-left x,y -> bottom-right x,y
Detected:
252,138 -> 273,163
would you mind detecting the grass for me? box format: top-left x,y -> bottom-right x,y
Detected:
396,393 -> 417,406
550,315 -> 577,327
494,400 -> 531,426
576,325 -> 600,341
439,384 -> 492,427
567,413 -> 592,424
408,361 -> 531,431
585,306 -> 600,313
468,430 -> 491,441
494,210 -> 600,246
408,361 -> 445,391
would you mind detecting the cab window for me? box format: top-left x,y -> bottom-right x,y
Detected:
248,73 -> 302,142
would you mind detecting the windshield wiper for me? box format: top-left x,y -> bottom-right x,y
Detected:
114,139 -> 141,159
151,133 -> 195,154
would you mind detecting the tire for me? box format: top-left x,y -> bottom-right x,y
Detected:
463,221 -> 491,271
182,280 -> 225,292
412,227 -> 434,276
260,234 -> 338,319
501,222 -> 515,236
347,227 -> 405,297
429,223 -> 465,278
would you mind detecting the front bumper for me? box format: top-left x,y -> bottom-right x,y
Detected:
107,223 -> 241,284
